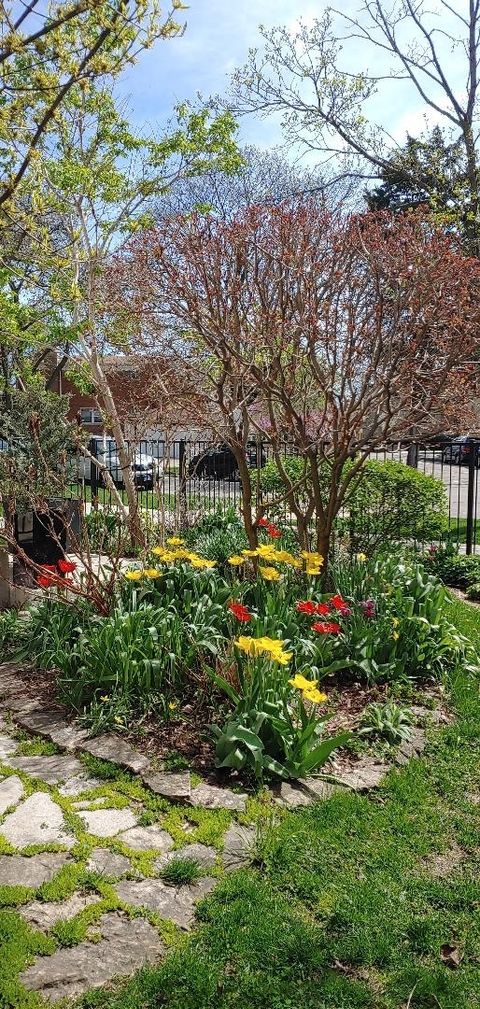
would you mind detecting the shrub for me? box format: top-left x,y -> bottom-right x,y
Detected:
422,544 -> 480,588
465,582 -> 480,601
346,460 -> 448,553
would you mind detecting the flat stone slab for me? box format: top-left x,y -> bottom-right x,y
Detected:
1,696 -> 40,715
1,793 -> 75,849
0,733 -> 17,758
190,782 -> 247,812
6,754 -> 85,784
274,782 -> 313,808
298,778 -> 338,802
336,760 -> 390,791
58,775 -> 103,797
115,877 -> 216,929
79,808 -> 138,838
14,710 -> 89,752
0,665 -> 27,699
156,843 -> 217,872
117,825 -> 174,852
81,735 -> 150,774
222,824 -> 255,870
0,852 -> 71,887
142,770 -> 191,803
395,728 -> 427,766
87,848 -> 133,878
20,892 -> 100,930
21,911 -> 164,1002
0,774 -> 24,814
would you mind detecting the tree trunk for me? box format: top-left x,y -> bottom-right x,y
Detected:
87,354 -> 145,550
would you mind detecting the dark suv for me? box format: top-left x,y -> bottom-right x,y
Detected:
188,443 -> 267,479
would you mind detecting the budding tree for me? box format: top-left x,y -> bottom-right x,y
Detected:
112,202 -> 480,561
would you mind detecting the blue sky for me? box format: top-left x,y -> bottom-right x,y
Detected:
117,0 -> 462,160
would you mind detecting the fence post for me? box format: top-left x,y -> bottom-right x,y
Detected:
89,436 -> 98,502
406,442 -> 419,468
466,442 -> 477,555
178,439 -> 187,529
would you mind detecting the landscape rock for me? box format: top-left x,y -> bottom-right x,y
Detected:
86,848 -> 133,878
190,782 -> 247,812
274,782 -> 313,808
115,876 -> 216,929
156,843 -> 217,872
2,696 -> 40,714
79,807 -> 138,838
14,710 -> 89,752
336,759 -> 390,791
0,774 -> 24,814
1,793 -> 75,849
298,778 -> 338,802
0,852 -> 71,887
142,770 -> 191,803
0,733 -> 17,758
6,754 -> 85,784
222,824 -> 255,870
20,911 -> 164,1001
395,728 -> 427,766
80,735 -> 150,774
58,775 -> 103,797
117,825 -> 174,852
20,892 -> 100,930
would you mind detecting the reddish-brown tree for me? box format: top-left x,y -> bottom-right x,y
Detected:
111,203 -> 480,560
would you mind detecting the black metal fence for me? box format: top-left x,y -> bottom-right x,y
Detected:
67,436 -> 480,554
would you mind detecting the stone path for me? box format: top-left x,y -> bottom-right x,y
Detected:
0,662 -> 431,1004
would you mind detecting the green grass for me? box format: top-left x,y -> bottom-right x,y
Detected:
79,597 -> 480,1009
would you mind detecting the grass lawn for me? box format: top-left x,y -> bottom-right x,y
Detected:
76,595 -> 480,1009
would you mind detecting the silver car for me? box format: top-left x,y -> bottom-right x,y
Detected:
78,437 -> 156,489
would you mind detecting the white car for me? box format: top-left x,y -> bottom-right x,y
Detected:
78,437 -> 156,490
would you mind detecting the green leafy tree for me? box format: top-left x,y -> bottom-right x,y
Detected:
0,0 -> 187,207
6,81 -> 240,546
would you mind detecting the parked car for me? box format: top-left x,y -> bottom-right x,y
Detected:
78,437 -> 156,489
188,442 -> 267,480
442,436 -> 480,467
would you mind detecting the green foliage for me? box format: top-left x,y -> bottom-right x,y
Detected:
359,701 -> 413,745
0,608 -> 19,656
161,858 -> 202,886
210,655 -> 349,782
347,459 -> 448,552
0,388 -> 78,507
422,543 -> 480,588
465,581 -> 480,601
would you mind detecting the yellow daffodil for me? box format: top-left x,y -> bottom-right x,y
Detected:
100,695 -> 110,702
125,570 -> 143,581
242,548 -> 259,557
275,550 -> 298,565
114,716 -> 123,724
305,565 -> 322,577
228,555 -> 245,566
168,701 -> 177,711
152,546 -> 167,557
392,631 -> 399,641
259,565 -> 281,581
289,674 -> 319,691
235,635 -> 292,664
143,568 -> 160,578
392,617 -> 400,627
189,556 -> 216,569
167,536 -> 185,546
301,551 -> 324,566
356,552 -> 367,562
302,687 -> 328,704
256,544 -> 277,559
